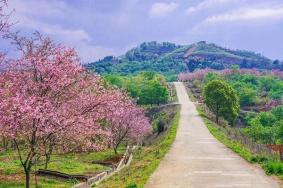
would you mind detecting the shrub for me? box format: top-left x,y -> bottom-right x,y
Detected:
126,183 -> 138,188
157,120 -> 166,134
264,161 -> 283,175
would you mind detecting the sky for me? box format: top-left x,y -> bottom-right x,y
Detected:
3,0 -> 283,63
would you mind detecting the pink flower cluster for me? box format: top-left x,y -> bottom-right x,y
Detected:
178,68 -> 283,81
0,44 -> 151,154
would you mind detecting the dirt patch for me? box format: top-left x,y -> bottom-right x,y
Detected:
92,155 -> 123,167
103,155 -> 123,164
0,173 -> 23,182
183,45 -> 196,58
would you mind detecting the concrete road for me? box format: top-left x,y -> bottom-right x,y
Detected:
145,82 -> 281,188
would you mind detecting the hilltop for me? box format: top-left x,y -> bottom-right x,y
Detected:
85,41 -> 282,80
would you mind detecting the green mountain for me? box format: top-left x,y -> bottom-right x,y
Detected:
85,41 -> 282,80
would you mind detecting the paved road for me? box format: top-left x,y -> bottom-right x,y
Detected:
145,82 -> 281,188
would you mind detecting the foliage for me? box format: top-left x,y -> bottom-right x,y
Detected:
204,80 -> 240,124
259,76 -> 283,100
180,69 -> 283,106
203,72 -> 221,84
244,106 -> 283,145
104,72 -> 169,105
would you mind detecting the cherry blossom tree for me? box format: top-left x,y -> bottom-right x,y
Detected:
0,37 -> 98,187
0,33 -> 151,187
108,94 -> 151,153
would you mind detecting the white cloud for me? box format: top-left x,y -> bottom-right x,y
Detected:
206,7 -> 283,23
149,2 -> 178,18
191,6 -> 283,32
16,18 -> 113,62
186,0 -> 236,14
7,0 -> 117,62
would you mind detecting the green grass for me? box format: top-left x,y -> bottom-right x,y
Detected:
196,105 -> 283,180
96,111 -> 180,188
0,147 -> 125,187
0,177 -> 76,188
185,87 -> 197,102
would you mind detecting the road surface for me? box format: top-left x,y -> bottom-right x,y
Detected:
145,82 -> 281,188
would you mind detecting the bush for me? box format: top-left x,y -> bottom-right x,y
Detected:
204,72 -> 220,84
126,183 -> 138,188
256,112 -> 277,127
239,87 -> 258,106
250,156 -> 268,163
244,110 -> 282,144
271,105 -> 283,119
157,120 -> 166,134
264,161 -> 283,175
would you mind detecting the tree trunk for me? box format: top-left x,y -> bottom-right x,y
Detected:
216,115 -> 219,124
280,150 -> 283,161
114,147 -> 117,154
24,168 -> 30,188
44,155 -> 50,169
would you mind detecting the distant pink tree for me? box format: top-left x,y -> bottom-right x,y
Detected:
178,68 -> 212,81
108,94 -> 151,153
178,68 -> 283,82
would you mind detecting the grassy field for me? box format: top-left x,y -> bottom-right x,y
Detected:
96,111 -> 180,188
0,147 -> 125,187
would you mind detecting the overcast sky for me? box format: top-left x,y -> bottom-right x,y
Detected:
4,0 -> 283,62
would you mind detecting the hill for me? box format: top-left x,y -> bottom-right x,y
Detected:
85,41 -> 283,80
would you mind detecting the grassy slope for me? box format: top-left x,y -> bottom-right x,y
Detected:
96,111 -> 180,188
0,147 -> 125,187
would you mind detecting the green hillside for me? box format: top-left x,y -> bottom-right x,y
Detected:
85,41 -> 282,80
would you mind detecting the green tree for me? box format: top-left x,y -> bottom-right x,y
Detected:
244,119 -> 278,144
204,72 -> 220,84
255,112 -> 277,127
204,80 -> 240,125
239,87 -> 258,106
139,79 -> 169,105
231,64 -> 239,74
105,72 -> 169,105
271,106 -> 283,120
